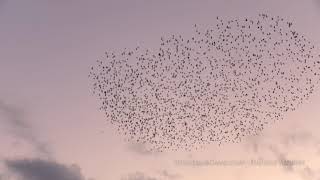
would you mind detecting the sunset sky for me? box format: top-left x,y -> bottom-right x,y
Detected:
1,0 -> 320,180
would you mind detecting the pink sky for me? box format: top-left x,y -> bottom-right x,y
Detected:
1,0 -> 320,180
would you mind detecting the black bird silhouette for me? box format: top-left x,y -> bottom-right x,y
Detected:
89,14 -> 320,152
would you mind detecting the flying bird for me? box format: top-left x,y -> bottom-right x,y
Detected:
89,14 -> 320,152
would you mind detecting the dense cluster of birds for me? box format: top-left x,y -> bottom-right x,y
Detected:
89,14 -> 320,152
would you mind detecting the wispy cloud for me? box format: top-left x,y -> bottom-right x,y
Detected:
121,169 -> 181,180
121,171 -> 159,180
300,166 -> 316,180
157,170 -> 181,180
0,100 -> 93,180
245,129 -> 320,179
280,131 -> 319,148
267,144 -> 294,172
0,99 -> 50,157
127,142 -> 160,156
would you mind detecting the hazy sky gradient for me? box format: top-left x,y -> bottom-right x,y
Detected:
1,0 -> 320,180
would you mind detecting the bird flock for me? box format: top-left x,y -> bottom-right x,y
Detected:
89,14 -> 320,152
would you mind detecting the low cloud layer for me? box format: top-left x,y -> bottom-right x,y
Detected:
5,158 -> 88,180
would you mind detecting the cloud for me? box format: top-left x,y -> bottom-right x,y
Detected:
121,169 -> 181,180
157,170 -> 181,179
245,130 -> 320,178
5,158 -> 88,180
127,142 -> 159,156
245,135 -> 261,154
300,166 -> 316,180
121,172 -> 159,180
0,172 -> 12,180
0,99 -> 50,157
280,131 -> 319,147
246,130 -> 320,156
0,100 -> 93,180
267,144 -> 294,172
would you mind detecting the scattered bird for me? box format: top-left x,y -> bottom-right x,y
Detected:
89,14 -> 320,152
